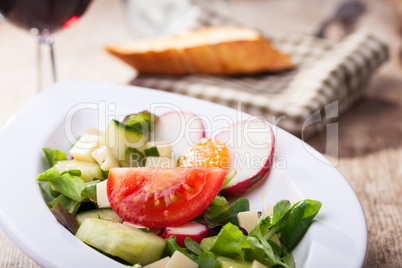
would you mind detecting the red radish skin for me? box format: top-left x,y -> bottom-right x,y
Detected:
163,222 -> 211,247
216,121 -> 275,196
153,112 -> 205,156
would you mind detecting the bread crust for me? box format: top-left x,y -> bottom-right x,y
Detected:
105,27 -> 294,75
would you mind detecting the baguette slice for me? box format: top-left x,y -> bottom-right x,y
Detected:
105,26 -> 294,76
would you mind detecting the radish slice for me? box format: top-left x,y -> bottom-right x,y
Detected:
153,112 -> 205,156
215,121 -> 275,196
163,221 -> 210,247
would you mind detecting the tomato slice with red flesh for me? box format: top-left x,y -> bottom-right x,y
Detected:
107,167 -> 227,228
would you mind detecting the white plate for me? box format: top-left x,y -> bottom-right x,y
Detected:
0,81 -> 367,268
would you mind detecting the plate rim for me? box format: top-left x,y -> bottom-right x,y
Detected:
0,81 -> 367,267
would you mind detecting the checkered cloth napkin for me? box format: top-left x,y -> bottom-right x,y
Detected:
131,6 -> 388,136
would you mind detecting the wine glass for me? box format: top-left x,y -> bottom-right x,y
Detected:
0,0 -> 92,91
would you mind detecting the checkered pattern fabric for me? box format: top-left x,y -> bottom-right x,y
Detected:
131,6 -> 388,136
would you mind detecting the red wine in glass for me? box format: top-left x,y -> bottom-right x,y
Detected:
0,0 -> 92,90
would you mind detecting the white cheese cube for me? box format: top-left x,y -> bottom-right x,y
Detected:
96,180 -> 111,208
91,145 -> 120,171
145,157 -> 177,168
70,134 -> 105,163
144,257 -> 170,268
251,260 -> 268,268
165,250 -> 198,268
237,211 -> 259,234
145,141 -> 173,158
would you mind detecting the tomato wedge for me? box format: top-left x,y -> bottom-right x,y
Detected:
107,167 -> 227,228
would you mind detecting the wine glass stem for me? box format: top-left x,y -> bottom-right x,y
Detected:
37,36 -> 57,92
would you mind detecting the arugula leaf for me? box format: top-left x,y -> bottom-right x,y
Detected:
164,236 -> 197,261
184,237 -> 204,256
51,203 -> 79,234
167,237 -> 220,268
197,251 -> 220,268
43,147 -> 67,167
210,223 -> 254,260
273,200 -> 291,225
37,168 -> 86,202
251,227 -> 287,267
205,198 -> 249,231
243,236 -> 271,265
205,195 -> 230,219
282,254 -> 295,268
281,200 -> 322,251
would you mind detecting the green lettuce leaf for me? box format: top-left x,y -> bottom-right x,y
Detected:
205,198 -> 249,231
81,180 -> 101,203
210,223 -> 254,260
48,194 -> 81,214
36,168 -> 86,202
43,147 -> 67,167
38,181 -> 59,203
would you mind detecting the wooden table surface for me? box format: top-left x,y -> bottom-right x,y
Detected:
0,0 -> 401,267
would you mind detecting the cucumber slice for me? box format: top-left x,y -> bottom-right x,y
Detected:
217,257 -> 251,268
119,147 -> 145,167
76,208 -> 123,227
106,120 -> 147,161
76,218 -> 166,265
54,160 -> 102,182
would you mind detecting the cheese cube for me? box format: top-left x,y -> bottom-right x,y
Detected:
165,251 -> 198,268
91,145 -> 120,171
237,211 -> 259,234
96,180 -> 111,208
70,134 -> 105,162
144,257 -> 170,268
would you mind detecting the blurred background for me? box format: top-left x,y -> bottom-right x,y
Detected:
0,0 -> 401,267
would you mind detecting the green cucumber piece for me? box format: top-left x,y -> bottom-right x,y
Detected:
119,147 -> 145,167
76,218 -> 166,265
76,208 -> 123,227
106,120 -> 147,161
217,257 -> 251,268
144,146 -> 159,157
54,160 -> 102,182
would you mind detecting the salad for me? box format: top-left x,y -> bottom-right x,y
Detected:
36,110 -> 321,268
